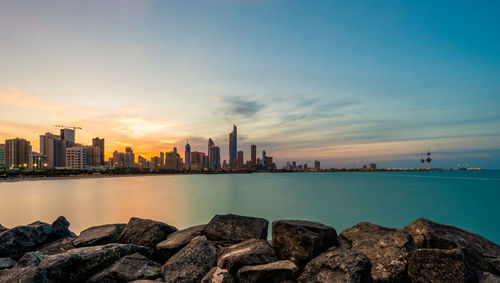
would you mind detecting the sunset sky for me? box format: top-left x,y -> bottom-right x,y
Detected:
1,1 -> 499,168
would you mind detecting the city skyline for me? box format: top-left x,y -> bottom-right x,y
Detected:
1,1 -> 500,169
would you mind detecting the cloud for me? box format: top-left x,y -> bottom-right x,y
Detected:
219,96 -> 265,117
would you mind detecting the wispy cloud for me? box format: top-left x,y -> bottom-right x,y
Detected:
217,96 -> 265,118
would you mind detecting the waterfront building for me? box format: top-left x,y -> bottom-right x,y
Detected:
369,163 -> 377,170
28,152 -> 47,170
304,163 -> 308,170
40,132 -> 66,168
314,160 -> 320,170
150,156 -> 160,170
251,144 -> 256,165
125,147 -> 135,167
166,150 -> 181,170
60,128 -> 75,147
0,144 -> 4,170
160,152 -> 165,168
5,138 -> 31,169
138,155 -> 149,169
229,125 -> 237,169
92,137 -> 105,165
113,150 -> 125,167
85,146 -> 101,167
190,151 -> 205,170
209,146 -> 221,171
185,141 -> 191,165
262,150 -> 267,171
66,146 -> 87,169
237,151 -> 244,169
208,138 -> 215,168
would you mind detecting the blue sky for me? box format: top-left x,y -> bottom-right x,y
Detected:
1,0 -> 499,168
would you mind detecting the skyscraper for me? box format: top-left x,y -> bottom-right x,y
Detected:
185,141 -> 191,164
262,150 -> 267,171
125,147 -> 135,167
0,144 -> 5,171
85,146 -> 101,167
208,138 -> 215,168
237,151 -> 244,169
229,125 -> 237,169
5,138 -> 31,169
209,146 -> 221,171
92,137 -> 105,165
60,128 -> 75,147
40,132 -> 66,168
66,146 -> 87,169
314,160 -> 320,170
251,144 -> 256,165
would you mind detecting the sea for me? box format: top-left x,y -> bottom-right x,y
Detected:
0,170 -> 499,244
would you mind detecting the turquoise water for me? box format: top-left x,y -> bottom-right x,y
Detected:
0,171 -> 499,244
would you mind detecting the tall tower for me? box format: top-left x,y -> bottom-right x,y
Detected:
229,125 -> 237,169
208,138 -> 215,169
185,140 -> 191,164
426,147 -> 432,170
251,144 -> 256,165
420,153 -> 425,170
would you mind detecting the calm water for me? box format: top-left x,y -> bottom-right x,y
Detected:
0,171 -> 499,244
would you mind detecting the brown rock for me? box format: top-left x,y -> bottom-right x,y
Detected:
88,252 -> 162,282
217,238 -> 277,274
0,266 -> 47,283
237,260 -> 298,283
155,224 -> 205,262
201,267 -> 235,283
73,223 -> 126,247
202,214 -> 268,243
119,218 -> 177,248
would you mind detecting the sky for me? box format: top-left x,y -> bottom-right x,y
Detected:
1,0 -> 499,169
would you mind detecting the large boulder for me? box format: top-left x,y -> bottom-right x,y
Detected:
217,238 -> 277,274
14,251 -> 45,268
408,248 -> 481,283
202,214 -> 268,243
272,220 -> 338,268
298,246 -> 372,283
38,243 -> 150,282
0,221 -> 54,259
340,222 -> 416,282
37,237 -> 75,255
0,266 -> 46,283
88,252 -> 162,282
237,260 -> 298,283
155,224 -> 205,262
0,258 -> 16,270
49,216 -> 74,240
119,218 -> 177,248
480,272 -> 500,283
73,223 -> 126,247
201,267 -> 235,283
0,224 -> 7,233
161,236 -> 218,283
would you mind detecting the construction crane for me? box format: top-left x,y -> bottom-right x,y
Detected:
53,125 -> 82,131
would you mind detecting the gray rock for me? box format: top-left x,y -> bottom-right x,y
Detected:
298,246 -> 372,283
408,248 -> 481,283
0,224 -> 7,233
0,221 -> 54,259
272,220 -> 338,268
88,252 -> 162,282
217,238 -> 277,274
237,260 -> 298,283
202,214 -> 268,243
340,222 -> 416,282
73,223 -> 126,247
119,218 -> 177,248
481,272 -> 500,283
155,224 -> 205,262
201,267 -> 235,283
161,236 -> 218,283
129,279 -> 165,283
49,216 -> 74,240
14,251 -> 45,268
37,237 -> 75,255
38,243 -> 150,282
0,266 -> 47,283
0,258 -> 16,270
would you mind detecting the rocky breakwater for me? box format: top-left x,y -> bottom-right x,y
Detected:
0,214 -> 499,283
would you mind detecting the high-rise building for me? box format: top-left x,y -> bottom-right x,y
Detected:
28,152 -> 47,171
369,163 -> 377,170
237,151 -> 244,169
229,125 -> 237,169
66,146 -> 87,169
60,128 -> 75,147
262,150 -> 267,171
314,160 -> 320,170
190,151 -> 205,170
40,132 -> 66,168
251,144 -> 256,165
160,152 -> 165,168
208,138 -> 215,168
0,144 -> 4,170
5,138 -> 31,169
209,146 -> 221,171
166,150 -> 181,170
92,137 -> 105,165
185,141 -> 191,164
85,146 -> 101,167
113,150 -> 125,167
151,156 -> 160,170
125,147 -> 135,167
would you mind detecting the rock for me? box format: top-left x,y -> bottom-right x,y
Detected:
0,221 -> 54,259
298,246 -> 372,283
487,257 -> 500,276
0,266 -> 47,283
340,222 -> 416,282
14,251 -> 45,268
0,224 -> 7,233
119,218 -> 177,248
202,214 -> 268,243
481,272 -> 500,283
407,248 -> 482,283
0,258 -> 16,270
161,236 -> 218,283
156,224 -> 205,262
73,223 -> 126,247
129,279 -> 165,283
217,238 -> 277,274
37,237 -> 75,255
201,267 -> 235,283
405,218 -> 500,257
38,243 -> 150,282
49,216 -> 74,240
272,220 -> 338,268
237,260 -> 298,283
88,252 -> 162,282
